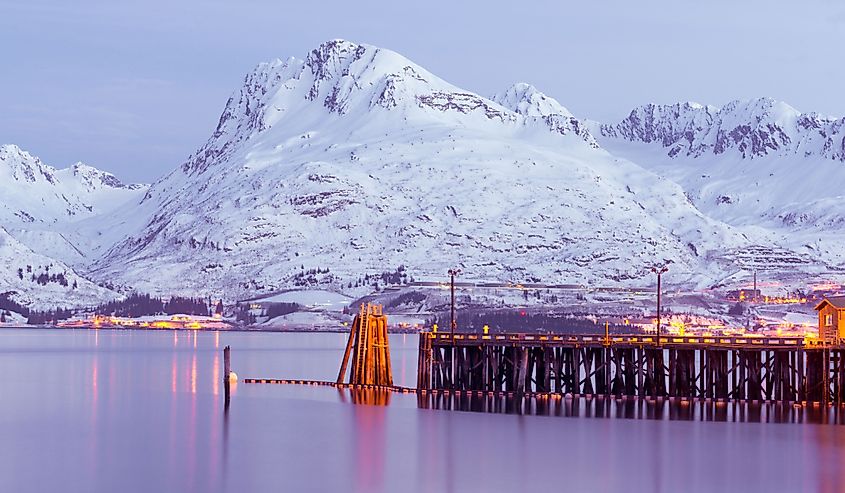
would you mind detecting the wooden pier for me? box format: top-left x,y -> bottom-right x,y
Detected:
417,333 -> 845,404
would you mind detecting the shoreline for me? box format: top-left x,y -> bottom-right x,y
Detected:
0,325 -> 422,335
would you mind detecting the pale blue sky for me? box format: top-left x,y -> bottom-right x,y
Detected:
1,0 -> 843,183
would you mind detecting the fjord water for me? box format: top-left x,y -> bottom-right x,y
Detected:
1,329 -> 844,493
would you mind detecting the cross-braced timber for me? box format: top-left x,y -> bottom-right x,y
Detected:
337,303 -> 393,386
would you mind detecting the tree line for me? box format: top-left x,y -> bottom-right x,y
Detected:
429,310 -> 630,334
93,293 -> 212,317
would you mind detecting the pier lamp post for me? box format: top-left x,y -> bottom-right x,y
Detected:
448,268 -> 461,337
447,268 -> 461,390
651,266 -> 668,346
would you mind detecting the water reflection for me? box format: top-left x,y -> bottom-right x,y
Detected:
213,350 -> 220,396
338,387 -> 393,406
416,392 -> 845,424
350,391 -> 388,492
191,353 -> 197,394
4,329 -> 845,493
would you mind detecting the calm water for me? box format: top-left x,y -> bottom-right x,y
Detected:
1,328 -> 844,493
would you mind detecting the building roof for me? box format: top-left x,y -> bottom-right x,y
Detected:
815,296 -> 845,311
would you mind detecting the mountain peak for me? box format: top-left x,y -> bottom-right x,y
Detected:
0,143 -> 25,155
180,39 -> 519,175
492,83 -> 598,147
718,97 -> 801,127
492,83 -> 574,118
70,162 -> 134,190
0,143 -> 36,164
0,143 -> 55,184
305,39 -> 370,81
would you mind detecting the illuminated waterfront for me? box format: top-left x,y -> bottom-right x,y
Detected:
1,329 -> 844,493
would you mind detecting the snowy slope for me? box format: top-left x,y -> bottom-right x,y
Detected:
89,40 -> 773,299
0,227 -> 117,310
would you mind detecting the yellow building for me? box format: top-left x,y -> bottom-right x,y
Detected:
815,296 -> 845,342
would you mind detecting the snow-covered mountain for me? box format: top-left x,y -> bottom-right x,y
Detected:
5,39 -> 845,307
595,99 -> 845,270
0,144 -> 147,267
87,39 -> 779,299
0,144 -> 144,310
0,144 -> 145,224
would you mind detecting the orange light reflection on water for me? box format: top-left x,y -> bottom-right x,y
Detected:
354,404 -> 387,492
213,351 -> 219,396
171,353 -> 177,394
91,356 -> 98,416
191,354 -> 197,394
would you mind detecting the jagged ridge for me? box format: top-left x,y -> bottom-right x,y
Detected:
600,98 -> 845,160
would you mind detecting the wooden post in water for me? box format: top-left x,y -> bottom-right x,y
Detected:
224,345 -> 231,380
223,345 -> 231,410
337,315 -> 358,384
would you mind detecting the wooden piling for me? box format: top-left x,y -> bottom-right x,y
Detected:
223,345 -> 231,380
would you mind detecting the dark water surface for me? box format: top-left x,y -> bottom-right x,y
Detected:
1,328 -> 844,493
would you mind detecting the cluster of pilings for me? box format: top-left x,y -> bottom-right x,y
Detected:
417,333 -> 845,404
337,304 -> 393,386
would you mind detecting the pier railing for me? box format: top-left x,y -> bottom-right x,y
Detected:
428,332 -> 808,349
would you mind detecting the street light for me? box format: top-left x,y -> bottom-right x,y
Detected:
448,268 -> 461,337
651,265 -> 668,346
447,268 -> 461,390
